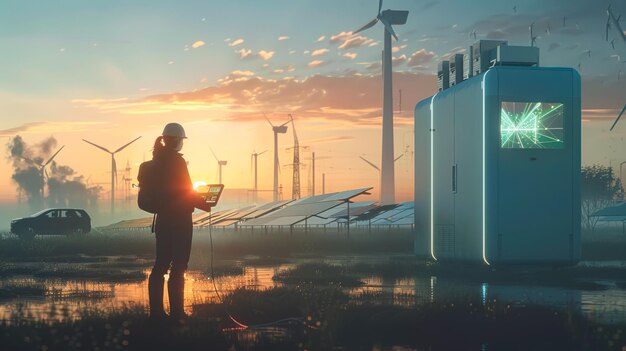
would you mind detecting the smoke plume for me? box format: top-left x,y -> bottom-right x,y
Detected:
6,135 -> 100,209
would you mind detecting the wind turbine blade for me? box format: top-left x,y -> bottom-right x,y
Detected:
359,156 -> 380,172
259,150 -> 268,156
265,117 -> 275,128
209,146 -> 219,162
379,16 -> 398,41
113,136 -> 141,154
44,145 -> 65,167
279,119 -> 290,127
378,0 -> 383,15
610,104 -> 626,131
353,18 -> 379,36
394,154 -> 404,162
83,139 -> 112,154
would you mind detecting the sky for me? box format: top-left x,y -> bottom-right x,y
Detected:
1,0 -> 625,208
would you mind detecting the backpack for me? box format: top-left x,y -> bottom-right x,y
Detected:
137,160 -> 161,214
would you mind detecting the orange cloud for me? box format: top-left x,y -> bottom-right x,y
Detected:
0,121 -> 107,137
308,60 -> 325,68
76,72 -> 438,125
338,35 -> 377,49
192,40 -> 205,49
258,50 -> 274,60
230,70 -> 255,77
278,36 -> 290,41
237,49 -> 274,61
311,48 -> 329,57
408,49 -> 436,69
238,48 -> 252,59
392,45 -> 407,53
342,52 -> 357,60
229,38 -> 244,47
393,55 -> 407,67
330,31 -> 352,43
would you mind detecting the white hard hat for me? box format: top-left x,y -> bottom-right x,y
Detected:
162,122 -> 187,138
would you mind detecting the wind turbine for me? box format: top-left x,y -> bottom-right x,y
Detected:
82,136 -> 141,215
20,145 -> 65,200
359,153 -> 404,203
352,0 -> 408,205
607,5 -> 626,43
265,116 -> 289,201
209,146 -> 227,184
251,150 -> 267,202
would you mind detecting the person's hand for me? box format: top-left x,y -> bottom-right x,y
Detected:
197,201 -> 213,212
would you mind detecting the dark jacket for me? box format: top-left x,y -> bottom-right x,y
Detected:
152,148 -> 205,216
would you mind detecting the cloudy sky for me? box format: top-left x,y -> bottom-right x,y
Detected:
1,0 -> 625,204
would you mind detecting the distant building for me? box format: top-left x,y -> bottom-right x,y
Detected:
414,40 -> 581,265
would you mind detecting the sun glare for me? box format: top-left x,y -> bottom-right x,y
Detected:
193,181 -> 207,190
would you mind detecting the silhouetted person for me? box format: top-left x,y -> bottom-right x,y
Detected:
146,123 -> 212,321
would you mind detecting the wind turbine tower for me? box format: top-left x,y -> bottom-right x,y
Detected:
266,117 -> 289,201
353,0 -> 408,205
251,150 -> 267,202
210,147 -> 228,184
82,136 -> 141,215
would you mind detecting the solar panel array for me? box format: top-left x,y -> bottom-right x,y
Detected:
100,187 -> 416,231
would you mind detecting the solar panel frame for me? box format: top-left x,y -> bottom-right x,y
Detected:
242,200 -> 292,219
212,219 -> 241,227
294,216 -> 338,226
265,201 -> 343,218
262,216 -> 307,226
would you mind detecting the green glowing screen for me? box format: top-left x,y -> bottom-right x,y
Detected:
500,102 -> 564,149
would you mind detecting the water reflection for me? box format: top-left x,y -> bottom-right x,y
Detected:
1,258 -> 626,325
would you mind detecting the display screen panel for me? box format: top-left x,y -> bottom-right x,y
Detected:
500,102 -> 564,149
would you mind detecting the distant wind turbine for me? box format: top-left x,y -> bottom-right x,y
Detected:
251,149 -> 267,202
82,136 -> 141,215
20,145 -> 65,200
265,116 -> 289,201
607,5 -> 626,42
359,153 -> 404,202
209,146 -> 227,184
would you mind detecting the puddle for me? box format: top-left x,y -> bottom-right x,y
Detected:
1,257 -> 626,325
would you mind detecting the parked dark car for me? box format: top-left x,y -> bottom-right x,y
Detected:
10,209 -> 91,239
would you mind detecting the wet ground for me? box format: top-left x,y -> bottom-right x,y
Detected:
1,254 -> 626,326
0,230 -> 625,350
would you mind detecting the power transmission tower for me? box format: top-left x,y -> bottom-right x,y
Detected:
288,114 -> 307,200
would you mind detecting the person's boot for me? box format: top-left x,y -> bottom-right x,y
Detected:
168,274 -> 186,323
148,273 -> 167,320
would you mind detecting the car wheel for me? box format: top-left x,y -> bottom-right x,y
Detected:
18,228 -> 35,240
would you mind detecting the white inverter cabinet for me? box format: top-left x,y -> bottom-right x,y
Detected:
414,65 -> 581,265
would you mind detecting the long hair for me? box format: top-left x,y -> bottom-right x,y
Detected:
152,136 -> 165,157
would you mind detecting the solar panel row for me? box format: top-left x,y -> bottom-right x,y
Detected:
100,187 -> 414,230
